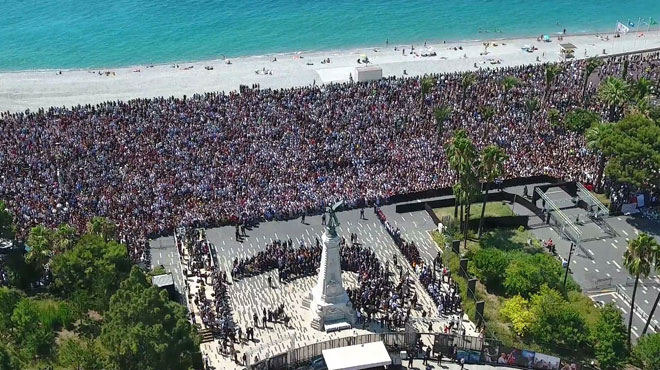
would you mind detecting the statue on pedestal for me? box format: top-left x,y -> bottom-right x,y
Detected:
307,201 -> 356,331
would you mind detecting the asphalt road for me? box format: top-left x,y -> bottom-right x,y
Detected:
507,185 -> 660,340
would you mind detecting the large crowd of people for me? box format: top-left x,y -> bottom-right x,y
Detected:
177,228 -> 235,339
2,53 -> 659,263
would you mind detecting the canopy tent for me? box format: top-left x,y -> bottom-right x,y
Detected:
322,341 -> 391,370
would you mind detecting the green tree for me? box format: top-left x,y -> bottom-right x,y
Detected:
58,337 -> 106,370
0,343 -> 18,370
478,105 -> 495,139
420,76 -> 436,110
460,72 -> 476,110
434,105 -> 452,136
500,295 -> 534,336
585,122 -> 613,192
503,253 -> 563,297
446,130 -> 478,247
447,130 -> 469,220
477,145 -> 508,239
548,108 -> 561,128
525,97 -> 539,131
591,304 -> 628,370
501,76 -> 520,103
642,234 -> 660,335
86,217 -> 116,243
622,233 -> 657,348
0,201 -> 15,240
529,285 -> 589,349
596,114 -> 660,191
543,64 -> 563,104
563,108 -> 600,134
633,76 -> 653,102
26,225 -> 53,271
598,76 -> 630,122
11,299 -> 55,360
0,287 -> 24,335
582,57 -> 603,102
471,248 -> 508,291
631,333 -> 660,370
101,267 -> 198,370
52,223 -> 77,254
51,234 -> 131,312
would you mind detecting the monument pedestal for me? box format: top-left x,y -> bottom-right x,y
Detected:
307,227 -> 355,331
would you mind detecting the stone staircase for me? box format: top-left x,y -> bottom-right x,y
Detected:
198,328 -> 214,343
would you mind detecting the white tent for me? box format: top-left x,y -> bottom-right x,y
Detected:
322,341 -> 391,370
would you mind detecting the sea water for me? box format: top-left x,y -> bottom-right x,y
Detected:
2,0 -> 659,71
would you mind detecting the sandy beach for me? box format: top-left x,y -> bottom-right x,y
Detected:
1,31 -> 659,112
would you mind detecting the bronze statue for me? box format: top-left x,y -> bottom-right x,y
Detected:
326,201 -> 342,236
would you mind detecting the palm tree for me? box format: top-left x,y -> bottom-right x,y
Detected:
446,130 -> 477,244
582,57 -> 603,102
461,72 -> 476,110
447,130 -> 468,219
623,233 -> 656,348
26,225 -> 53,270
420,76 -> 436,110
641,236 -> 660,336
434,105 -> 452,136
544,64 -> 563,105
477,145 -> 508,239
478,105 -> 495,139
585,123 -> 611,192
501,76 -> 520,103
634,77 -> 653,101
52,223 -> 77,254
86,216 -> 116,243
598,76 -> 631,122
525,98 -> 539,131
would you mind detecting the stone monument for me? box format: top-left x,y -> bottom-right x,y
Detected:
307,201 -> 356,331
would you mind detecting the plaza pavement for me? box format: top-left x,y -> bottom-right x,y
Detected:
149,180 -> 659,369
151,203 -> 475,370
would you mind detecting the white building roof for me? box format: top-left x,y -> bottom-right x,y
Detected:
322,341 -> 391,370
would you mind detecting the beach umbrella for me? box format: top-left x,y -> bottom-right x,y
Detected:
543,35 -> 551,41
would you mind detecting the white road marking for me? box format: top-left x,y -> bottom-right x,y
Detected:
617,217 -> 622,221
611,243 -> 618,249
588,249 -> 594,256
606,273 -> 611,277
595,269 -> 600,273
612,260 -> 622,269
621,229 -> 629,236
584,267 -> 589,271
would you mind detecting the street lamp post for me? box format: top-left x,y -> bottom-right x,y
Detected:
563,242 -> 575,288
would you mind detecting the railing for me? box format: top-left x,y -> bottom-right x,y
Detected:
249,331 -> 490,370
615,284 -> 660,332
576,182 -> 609,218
535,188 -> 583,244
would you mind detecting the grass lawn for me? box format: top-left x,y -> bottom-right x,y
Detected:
433,201 -> 514,221
591,191 -> 611,208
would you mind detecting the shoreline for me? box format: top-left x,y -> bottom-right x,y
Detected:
2,31 -> 659,113
0,29 -> 618,74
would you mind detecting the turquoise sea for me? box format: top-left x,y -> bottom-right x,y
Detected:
2,0 -> 660,71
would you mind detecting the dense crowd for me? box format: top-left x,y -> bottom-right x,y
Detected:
377,207 -> 423,267
231,237 -> 321,281
419,264 -> 462,317
2,53 -> 660,263
177,228 -> 235,338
